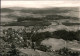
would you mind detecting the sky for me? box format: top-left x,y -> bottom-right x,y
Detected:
1,1 -> 80,8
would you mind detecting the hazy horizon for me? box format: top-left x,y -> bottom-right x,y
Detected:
1,1 -> 80,8
1,1 -> 80,22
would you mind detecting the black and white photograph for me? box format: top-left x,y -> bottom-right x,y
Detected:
0,1 -> 80,56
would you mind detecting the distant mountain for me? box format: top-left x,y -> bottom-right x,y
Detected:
1,8 -> 14,12
1,7 -> 79,16
1,7 -> 79,23
8,7 -> 79,17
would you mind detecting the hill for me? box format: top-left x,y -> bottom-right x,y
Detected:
1,7 -> 80,32
1,7 -> 79,22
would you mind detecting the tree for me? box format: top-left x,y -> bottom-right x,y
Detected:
7,43 -> 20,56
0,38 -> 9,56
37,45 -> 51,52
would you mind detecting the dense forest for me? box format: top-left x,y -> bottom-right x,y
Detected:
0,28 -> 80,56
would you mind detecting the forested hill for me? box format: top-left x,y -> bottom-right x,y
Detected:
1,7 -> 79,22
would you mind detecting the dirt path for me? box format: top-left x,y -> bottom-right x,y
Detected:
19,48 -> 40,56
18,48 -> 61,56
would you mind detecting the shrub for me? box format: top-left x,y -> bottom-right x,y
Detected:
7,44 -> 20,56
37,45 -> 51,52
56,47 -> 80,56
